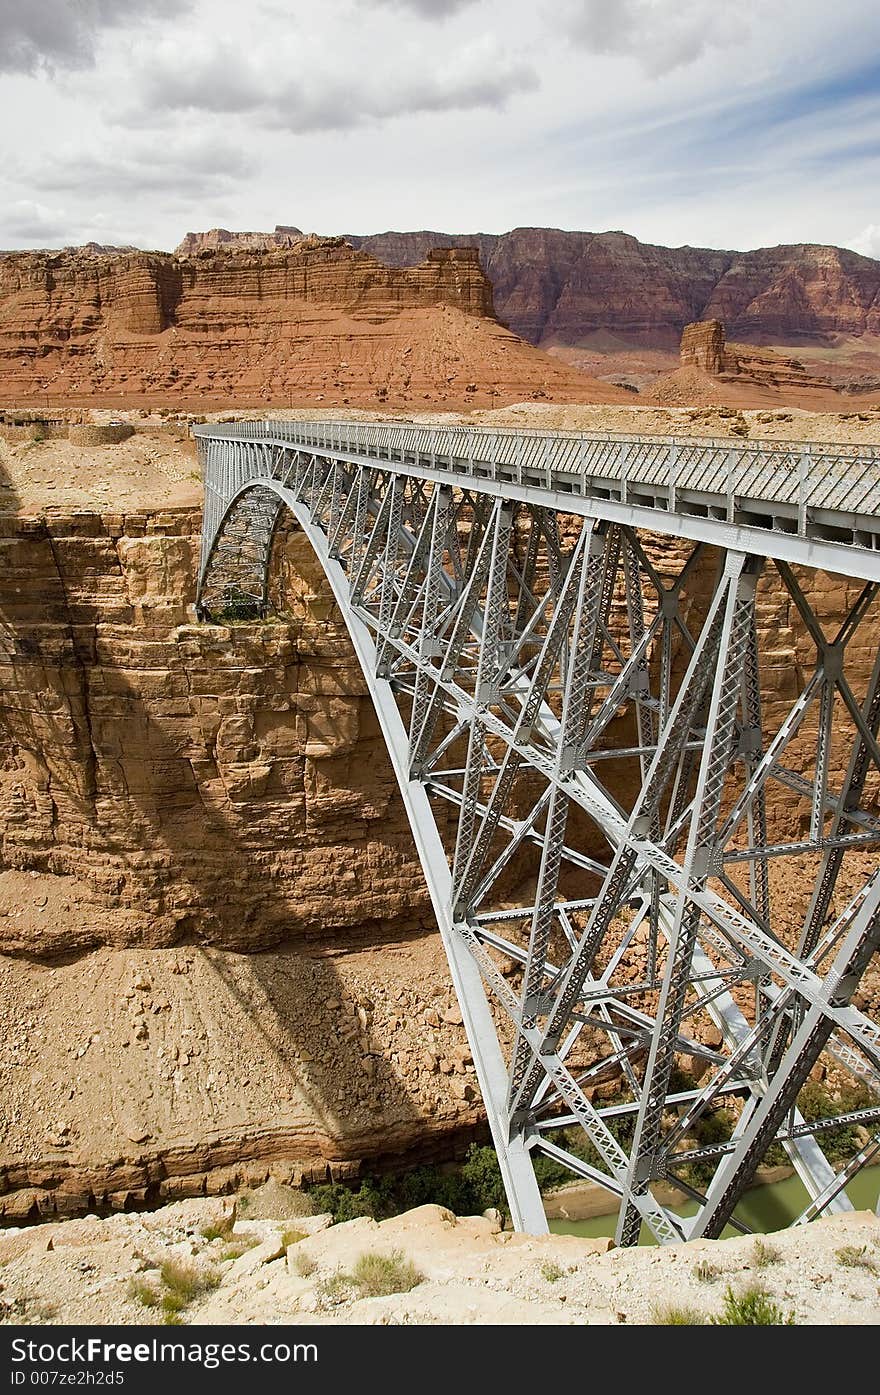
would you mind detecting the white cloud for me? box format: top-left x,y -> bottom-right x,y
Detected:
364,0 -> 478,16
27,134 -> 253,200
849,225 -> 880,260
0,199 -> 71,242
0,0 -> 192,74
0,0 -> 877,253
560,0 -> 754,76
118,31 -> 537,132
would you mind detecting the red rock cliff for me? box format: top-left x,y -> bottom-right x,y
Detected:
0,238 -> 630,407
346,228 -> 880,349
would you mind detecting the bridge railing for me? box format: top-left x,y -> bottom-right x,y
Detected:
193,419 -> 880,539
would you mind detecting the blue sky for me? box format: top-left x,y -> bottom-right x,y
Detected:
0,0 -> 879,257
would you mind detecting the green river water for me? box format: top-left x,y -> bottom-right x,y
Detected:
549,1163 -> 880,1243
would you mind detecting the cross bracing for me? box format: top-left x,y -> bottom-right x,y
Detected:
195,420 -> 880,1242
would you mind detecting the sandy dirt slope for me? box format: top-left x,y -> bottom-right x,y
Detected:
0,423 -> 199,515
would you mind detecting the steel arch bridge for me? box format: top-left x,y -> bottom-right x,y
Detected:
195,418 -> 880,1244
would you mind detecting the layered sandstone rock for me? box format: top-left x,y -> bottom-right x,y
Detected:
176,226 -> 306,256
680,319 -> 834,392
0,239 -> 620,407
346,228 -> 880,349
0,507 -> 433,952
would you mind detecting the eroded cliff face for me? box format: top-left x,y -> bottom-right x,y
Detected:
346,229 -> 880,349
680,319 -> 834,392
0,240 -> 624,408
0,500 -> 491,1217
0,508 -> 431,952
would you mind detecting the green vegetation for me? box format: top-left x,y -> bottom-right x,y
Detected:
301,1077 -> 879,1232
349,1250 -> 423,1298
752,1238 -> 782,1270
692,1258 -> 720,1283
796,1081 -> 878,1165
308,1143 -> 510,1223
539,1260 -> 566,1283
290,1249 -> 318,1278
160,1257 -> 218,1302
834,1244 -> 877,1272
127,1277 -> 160,1309
652,1303 -> 706,1325
127,1258 -> 221,1322
156,1257 -> 221,1321
711,1285 -> 795,1326
281,1227 -> 307,1249
199,1223 -> 229,1243
208,586 -> 268,624
316,1271 -> 357,1306
314,1249 -> 423,1307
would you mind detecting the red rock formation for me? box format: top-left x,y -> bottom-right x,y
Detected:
175,226 -> 305,256
680,319 -> 833,392
680,319 -> 728,374
0,239 -> 626,407
345,229 -> 880,350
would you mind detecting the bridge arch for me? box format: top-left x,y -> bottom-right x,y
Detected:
194,424 -> 880,1242
198,472 -> 550,1231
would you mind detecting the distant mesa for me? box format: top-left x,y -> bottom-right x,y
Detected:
0,234 -> 623,408
680,318 -> 833,392
175,226 -> 306,256
175,225 -> 880,355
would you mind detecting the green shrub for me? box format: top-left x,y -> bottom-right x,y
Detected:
199,1224 -> 228,1242
127,1277 -> 160,1308
540,1261 -> 565,1283
316,1271 -> 356,1307
834,1244 -> 876,1272
752,1239 -> 782,1270
155,1257 -> 221,1318
349,1250 -> 423,1298
652,1303 -> 706,1325
161,1291 -> 189,1317
796,1082 -> 878,1164
308,1175 -> 397,1224
290,1249 -> 317,1278
459,1145 -> 508,1214
712,1285 -> 795,1325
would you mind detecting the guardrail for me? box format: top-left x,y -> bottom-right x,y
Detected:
193,418 -> 880,549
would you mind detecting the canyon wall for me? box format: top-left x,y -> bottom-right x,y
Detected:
0,506 -> 432,953
0,239 -> 618,407
343,228 -> 880,349
0,498 -> 491,1217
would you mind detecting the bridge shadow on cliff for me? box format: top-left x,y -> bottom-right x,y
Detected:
106,656 -> 433,1179
0,492 -> 477,1192
0,432 -> 23,515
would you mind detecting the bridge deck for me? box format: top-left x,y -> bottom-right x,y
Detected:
194,418 -> 880,581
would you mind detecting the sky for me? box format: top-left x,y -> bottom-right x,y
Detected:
1,0 -> 880,258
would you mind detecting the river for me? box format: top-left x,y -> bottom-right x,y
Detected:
549,1163 -> 880,1243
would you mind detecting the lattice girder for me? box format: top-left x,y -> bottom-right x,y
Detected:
195,428 -> 880,1242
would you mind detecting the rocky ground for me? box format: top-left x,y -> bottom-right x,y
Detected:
1,1190 -> 879,1326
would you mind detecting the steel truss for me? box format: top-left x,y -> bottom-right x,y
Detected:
195,427 -> 880,1243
